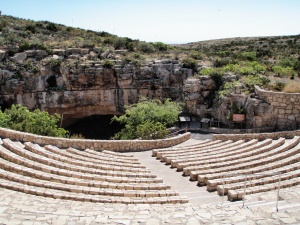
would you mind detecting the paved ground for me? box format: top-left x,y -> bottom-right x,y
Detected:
0,133 -> 300,224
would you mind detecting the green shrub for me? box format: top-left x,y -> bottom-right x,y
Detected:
154,42 -> 169,51
138,42 -> 155,53
112,99 -> 182,140
135,121 -> 169,139
182,58 -> 197,71
46,23 -> 58,32
200,67 -> 215,75
102,59 -> 115,68
113,37 -> 127,50
190,50 -> 202,60
239,51 -> 257,61
244,75 -> 270,92
214,58 -> 231,67
0,110 -> 11,128
218,81 -> 240,98
25,24 -> 36,34
2,104 -> 69,137
19,41 -> 31,51
272,66 -> 296,78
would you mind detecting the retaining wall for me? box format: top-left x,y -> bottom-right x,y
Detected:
0,127 -> 191,152
212,130 -> 300,141
255,85 -> 300,129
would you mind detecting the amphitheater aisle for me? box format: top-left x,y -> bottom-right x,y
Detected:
129,132 -> 224,204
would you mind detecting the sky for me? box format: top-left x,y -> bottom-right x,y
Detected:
1,0 -> 300,44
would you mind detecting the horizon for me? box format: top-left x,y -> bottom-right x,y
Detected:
1,0 -> 300,44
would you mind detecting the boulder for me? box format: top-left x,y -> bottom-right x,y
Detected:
11,52 -> 27,63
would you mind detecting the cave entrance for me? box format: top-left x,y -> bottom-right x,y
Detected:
64,115 -> 123,140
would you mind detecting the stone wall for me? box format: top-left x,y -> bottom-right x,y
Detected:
212,130 -> 300,141
0,127 -> 191,152
213,86 -> 300,131
255,86 -> 300,130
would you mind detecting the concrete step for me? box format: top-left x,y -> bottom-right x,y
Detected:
273,203 -> 300,211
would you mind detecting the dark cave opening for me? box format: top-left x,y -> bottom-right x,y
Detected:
64,115 -> 123,140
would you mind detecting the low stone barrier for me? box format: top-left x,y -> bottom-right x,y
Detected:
212,130 -> 300,141
0,127 -> 191,152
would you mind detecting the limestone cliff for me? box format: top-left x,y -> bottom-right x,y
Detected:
1,48 -> 217,123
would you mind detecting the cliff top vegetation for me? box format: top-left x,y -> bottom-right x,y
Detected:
0,15 -> 300,94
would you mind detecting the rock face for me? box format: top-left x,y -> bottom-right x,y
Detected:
1,48 -> 299,131
183,76 -> 216,117
1,50 -> 206,123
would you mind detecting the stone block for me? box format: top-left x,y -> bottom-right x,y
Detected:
66,48 -> 81,55
52,49 -> 66,56
80,48 -> 89,55
288,115 -> 295,121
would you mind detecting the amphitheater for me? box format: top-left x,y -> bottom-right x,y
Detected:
0,127 -> 300,224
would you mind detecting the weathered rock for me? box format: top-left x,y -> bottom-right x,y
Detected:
53,49 -> 66,56
25,50 -> 48,59
11,52 -> 27,63
0,60 -> 196,119
66,48 -> 81,55
0,49 -> 6,60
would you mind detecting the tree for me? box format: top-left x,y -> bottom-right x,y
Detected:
112,99 -> 182,140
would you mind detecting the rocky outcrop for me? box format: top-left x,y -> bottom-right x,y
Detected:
183,76 -> 216,117
1,49 -> 205,124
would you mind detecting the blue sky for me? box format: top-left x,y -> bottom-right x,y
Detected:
1,0 -> 300,43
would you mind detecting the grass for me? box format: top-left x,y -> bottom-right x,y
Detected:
267,76 -> 300,93
283,79 -> 300,93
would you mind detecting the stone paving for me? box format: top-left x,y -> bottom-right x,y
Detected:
0,187 -> 300,225
0,134 -> 300,224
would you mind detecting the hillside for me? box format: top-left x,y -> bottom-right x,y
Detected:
1,15 -> 300,95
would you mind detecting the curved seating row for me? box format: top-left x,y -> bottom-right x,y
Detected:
0,138 -> 188,204
152,136 -> 300,201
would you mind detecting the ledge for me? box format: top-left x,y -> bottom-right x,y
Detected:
0,127 -> 191,152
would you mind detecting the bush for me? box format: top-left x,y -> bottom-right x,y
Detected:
154,42 -> 169,51
239,51 -> 257,61
182,58 -> 197,71
244,75 -> 270,92
46,23 -> 58,32
0,110 -> 11,128
136,121 -> 169,139
138,42 -> 155,53
200,67 -> 215,75
112,99 -> 182,140
272,66 -> 296,78
2,104 -> 69,137
25,24 -> 36,34
113,37 -> 127,50
102,59 -> 115,68
218,81 -> 240,98
190,50 -> 202,60
214,58 -> 231,67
